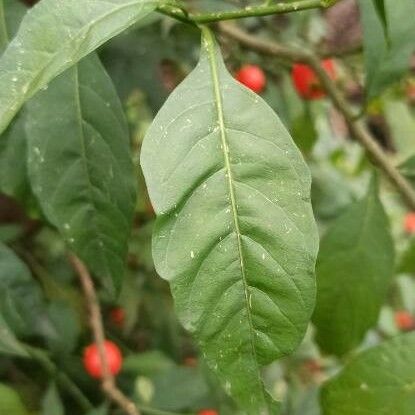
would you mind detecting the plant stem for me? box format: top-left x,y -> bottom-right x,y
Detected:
219,22 -> 415,211
157,0 -> 336,24
69,254 -> 141,415
137,405 -> 195,415
23,345 -> 93,412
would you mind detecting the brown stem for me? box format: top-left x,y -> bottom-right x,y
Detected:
219,22 -> 415,211
69,255 -> 140,415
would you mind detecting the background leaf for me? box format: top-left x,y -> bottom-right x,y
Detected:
0,242 -> 45,337
312,177 -> 395,356
141,29 -> 318,414
0,383 -> 30,415
359,0 -> 415,99
0,0 -> 158,135
0,314 -> 28,357
26,54 -> 136,293
41,383 -> 64,415
321,333 -> 415,415
371,0 -> 388,42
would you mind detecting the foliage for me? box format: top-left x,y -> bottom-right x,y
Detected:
0,0 -> 415,415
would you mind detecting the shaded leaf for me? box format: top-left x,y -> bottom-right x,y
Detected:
141,28 -> 318,414
312,177 -> 395,356
0,314 -> 28,357
359,0 -> 415,99
321,333 -> 415,415
0,0 -> 158,135
26,54 -> 136,294
0,111 -> 30,201
0,241 -> 45,337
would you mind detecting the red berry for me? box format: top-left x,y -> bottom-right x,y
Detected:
291,59 -> 336,100
235,65 -> 266,93
303,359 -> 321,373
83,340 -> 123,378
183,356 -> 198,367
395,311 -> 415,331
198,410 -> 218,415
404,213 -> 415,233
110,307 -> 125,327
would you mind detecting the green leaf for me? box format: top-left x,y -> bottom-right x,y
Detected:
123,351 -> 175,376
0,0 -> 158,136
0,383 -> 30,415
321,333 -> 415,415
372,0 -> 388,43
0,241 -> 45,337
141,28 -> 318,414
359,0 -> 415,99
0,314 -> 28,357
399,154 -> 415,185
42,383 -> 64,415
312,177 -> 395,356
26,54 -> 136,294
150,366 -> 210,411
384,100 -> 415,162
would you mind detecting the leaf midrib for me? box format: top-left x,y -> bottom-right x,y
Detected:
202,27 -> 265,402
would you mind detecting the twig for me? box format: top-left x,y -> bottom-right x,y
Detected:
156,0 -> 339,24
69,255 -> 140,415
218,22 -> 415,211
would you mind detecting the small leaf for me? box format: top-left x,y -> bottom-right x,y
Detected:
141,28 -> 318,414
26,54 -> 136,294
359,0 -> 415,99
0,0 -> 158,135
312,177 -> 395,356
0,241 -> 45,337
0,383 -> 30,415
42,383 -> 64,415
0,314 -> 28,357
321,332 -> 415,415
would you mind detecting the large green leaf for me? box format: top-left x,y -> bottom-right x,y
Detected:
0,314 -> 28,357
0,0 -> 158,136
141,28 -> 318,414
321,333 -> 415,415
26,54 -> 136,293
359,0 -> 415,99
312,177 -> 394,356
0,241 -> 45,337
